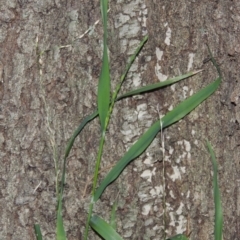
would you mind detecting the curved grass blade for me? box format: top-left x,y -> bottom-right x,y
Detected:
67,70 -> 200,153
98,0 -> 110,132
206,141 -> 223,240
34,224 -> 43,240
90,215 -> 123,240
116,70 -> 203,100
56,198 -> 66,240
55,110 -> 98,240
167,234 -> 189,240
94,77 -> 221,201
64,110 -> 98,159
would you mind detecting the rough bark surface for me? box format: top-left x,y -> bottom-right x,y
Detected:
0,0 -> 239,239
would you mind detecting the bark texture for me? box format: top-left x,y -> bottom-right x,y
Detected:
0,0 -> 239,239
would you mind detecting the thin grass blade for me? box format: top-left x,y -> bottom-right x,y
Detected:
90,215 -> 123,240
206,141 -> 223,240
110,201 -> 118,230
63,36 -> 148,159
68,70 -> 201,154
64,110 -> 98,160
34,224 -> 43,240
55,110 -> 98,240
117,70 -> 203,100
94,77 -> 221,201
56,199 -> 66,240
98,0 -> 110,131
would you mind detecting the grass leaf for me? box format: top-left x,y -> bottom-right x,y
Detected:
94,77 -> 221,201
56,198 -> 66,240
206,141 -> 223,240
34,224 -> 43,240
90,215 -> 123,240
116,70 -> 203,100
64,110 -> 98,160
98,0 -> 110,132
67,70 -> 201,157
110,201 -> 118,230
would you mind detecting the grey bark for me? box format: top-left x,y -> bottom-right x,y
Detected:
0,0 -> 239,239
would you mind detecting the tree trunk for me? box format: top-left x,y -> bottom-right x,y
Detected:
0,0 -> 239,239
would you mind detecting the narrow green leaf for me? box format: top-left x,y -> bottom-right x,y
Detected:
206,141 -> 223,240
116,70 -> 203,100
110,201 -> 118,230
64,110 -> 98,160
98,0 -> 110,131
94,77 -> 221,201
167,234 -> 189,240
34,224 -> 43,240
90,215 -> 123,240
55,110 -> 98,240
67,70 -> 200,155
56,198 -> 66,240
63,36 -> 148,161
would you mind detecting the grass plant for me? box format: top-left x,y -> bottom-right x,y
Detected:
34,0 -> 223,239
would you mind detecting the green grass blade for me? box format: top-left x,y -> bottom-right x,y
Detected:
90,215 -> 123,240
116,70 -> 202,100
55,110 -> 98,240
94,77 -> 221,201
206,141 -> 223,240
167,234 -> 189,240
64,110 -> 98,159
56,198 -> 66,240
34,224 -> 43,240
98,0 -> 110,132
110,201 -> 118,230
67,70 -> 200,155
63,36 -> 148,159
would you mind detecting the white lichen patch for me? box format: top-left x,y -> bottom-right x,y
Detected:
182,86 -> 189,99
155,62 -> 168,82
164,26 -> 172,46
180,166 -> 186,173
136,103 -> 152,121
168,165 -> 181,182
142,203 -> 152,215
175,140 -> 191,162
119,19 -> 141,39
169,210 -> 187,234
169,190 -> 176,199
137,103 -> 147,111
141,167 -> 156,182
187,53 -> 195,71
171,84 -> 176,91
183,140 -> 191,152
169,146 -> 174,155
144,153 -> 154,166
176,215 -> 187,234
132,73 -> 141,87
120,121 -> 141,143
150,186 -> 162,197
190,89 -> 193,96
155,47 -> 168,82
156,47 -> 164,61
168,105 -> 173,111
176,202 -> 184,215
114,13 -> 130,28
194,139 -> 198,145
